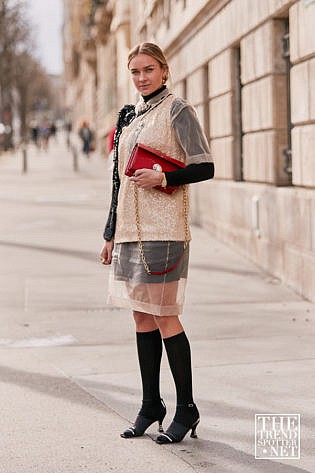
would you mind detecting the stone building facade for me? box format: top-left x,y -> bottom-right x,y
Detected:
63,0 -> 315,301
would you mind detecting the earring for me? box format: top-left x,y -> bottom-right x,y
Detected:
162,77 -> 167,84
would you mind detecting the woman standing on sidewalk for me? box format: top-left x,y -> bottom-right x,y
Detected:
100,42 -> 214,444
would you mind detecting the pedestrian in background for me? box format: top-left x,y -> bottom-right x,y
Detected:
49,122 -> 57,141
29,119 -> 39,147
39,121 -> 50,150
78,120 -> 93,157
100,42 -> 214,444
65,120 -> 72,149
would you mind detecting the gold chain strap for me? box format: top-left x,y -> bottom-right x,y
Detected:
134,183 -> 189,275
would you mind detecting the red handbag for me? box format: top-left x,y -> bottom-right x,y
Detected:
125,143 -> 185,194
125,143 -> 189,275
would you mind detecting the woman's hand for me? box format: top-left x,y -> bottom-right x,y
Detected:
99,239 -> 114,265
130,169 -> 163,189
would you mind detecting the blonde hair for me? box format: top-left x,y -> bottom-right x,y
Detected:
128,42 -> 169,82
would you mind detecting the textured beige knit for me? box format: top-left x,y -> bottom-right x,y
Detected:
115,93 -> 191,243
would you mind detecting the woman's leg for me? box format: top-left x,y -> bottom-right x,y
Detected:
154,315 -> 200,443
133,310 -> 158,332
133,311 -> 162,402
121,311 -> 166,438
154,315 -> 193,405
153,314 -> 183,339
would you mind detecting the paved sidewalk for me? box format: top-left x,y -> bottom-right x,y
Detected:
0,138 -> 314,473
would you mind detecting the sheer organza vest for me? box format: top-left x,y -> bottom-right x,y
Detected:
115,94 -> 191,243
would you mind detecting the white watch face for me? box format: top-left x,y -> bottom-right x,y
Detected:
152,163 -> 162,172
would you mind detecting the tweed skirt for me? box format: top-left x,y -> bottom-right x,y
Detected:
107,241 -> 189,316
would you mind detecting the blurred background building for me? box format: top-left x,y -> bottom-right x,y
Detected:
63,0 -> 315,302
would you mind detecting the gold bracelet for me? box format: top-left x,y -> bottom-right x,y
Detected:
160,172 -> 167,188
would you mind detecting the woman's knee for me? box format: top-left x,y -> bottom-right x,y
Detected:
133,311 -> 158,332
153,315 -> 183,338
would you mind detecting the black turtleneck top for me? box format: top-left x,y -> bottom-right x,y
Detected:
142,85 -> 166,102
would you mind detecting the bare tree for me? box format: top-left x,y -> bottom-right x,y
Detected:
14,52 -> 53,141
0,0 -> 30,145
0,0 -> 55,146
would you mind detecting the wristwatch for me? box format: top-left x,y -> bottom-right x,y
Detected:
160,172 -> 167,188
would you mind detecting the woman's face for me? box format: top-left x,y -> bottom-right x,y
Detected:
129,53 -> 166,96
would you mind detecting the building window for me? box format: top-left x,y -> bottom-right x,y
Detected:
233,46 -> 243,181
203,64 -> 210,142
281,18 -> 292,181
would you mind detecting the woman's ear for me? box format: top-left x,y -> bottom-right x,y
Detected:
162,66 -> 168,83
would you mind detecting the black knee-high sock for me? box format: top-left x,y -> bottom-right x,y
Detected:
136,329 -> 162,403
163,331 -> 193,405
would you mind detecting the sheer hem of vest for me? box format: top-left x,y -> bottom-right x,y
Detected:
107,241 -> 189,316
170,98 -> 213,164
186,153 -> 213,165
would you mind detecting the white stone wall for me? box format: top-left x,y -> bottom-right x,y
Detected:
150,0 -> 314,301
290,1 -> 315,188
240,19 -> 290,185
208,48 -> 234,179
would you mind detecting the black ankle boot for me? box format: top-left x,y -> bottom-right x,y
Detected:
156,403 -> 199,444
121,399 -> 166,438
